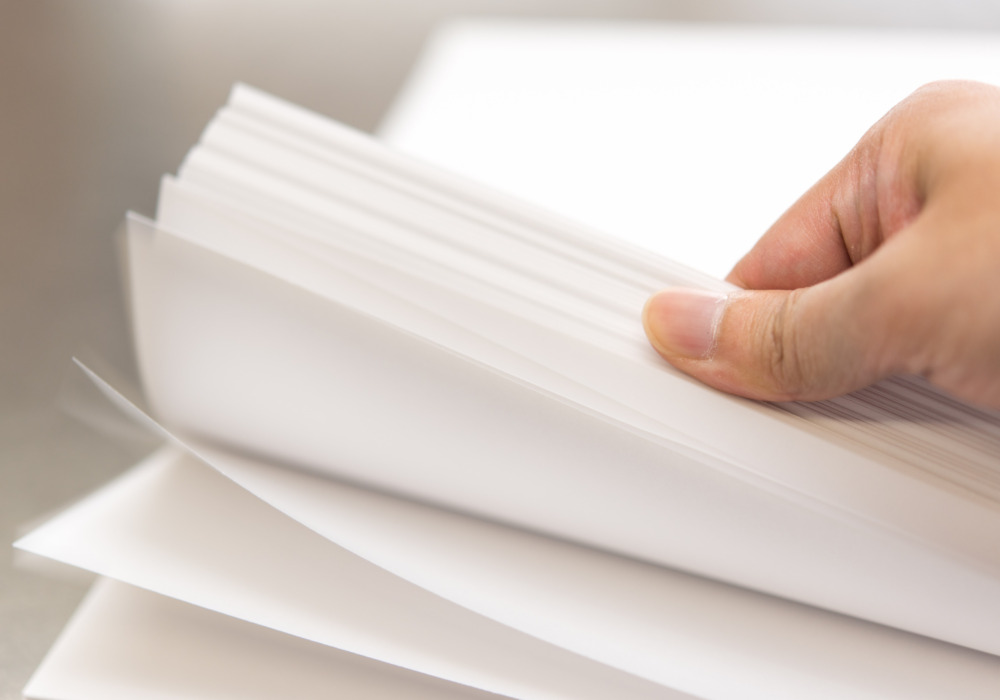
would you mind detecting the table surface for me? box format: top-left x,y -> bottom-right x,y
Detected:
6,5 -> 1000,697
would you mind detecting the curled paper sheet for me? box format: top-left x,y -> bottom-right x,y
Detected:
24,579 -> 509,700
17,444 -> 1000,700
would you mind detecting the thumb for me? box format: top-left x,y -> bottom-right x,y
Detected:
642,279 -> 885,402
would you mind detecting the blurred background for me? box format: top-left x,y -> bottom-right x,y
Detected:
2,0 -> 999,696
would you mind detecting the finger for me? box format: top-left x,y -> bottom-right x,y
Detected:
726,170 -> 855,291
642,267 -> 891,401
727,110 -> 921,292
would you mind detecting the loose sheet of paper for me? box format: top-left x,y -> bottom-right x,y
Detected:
18,445 -> 1000,700
17,448 -> 679,700
25,578 -> 507,700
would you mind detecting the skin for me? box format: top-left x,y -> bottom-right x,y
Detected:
643,80 -> 1000,409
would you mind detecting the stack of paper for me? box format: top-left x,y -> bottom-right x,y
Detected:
17,80 -> 1000,699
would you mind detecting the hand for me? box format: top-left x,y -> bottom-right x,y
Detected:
643,80 -> 1000,409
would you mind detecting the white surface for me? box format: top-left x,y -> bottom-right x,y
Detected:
18,448 -> 675,700
24,578 -> 505,700
19,447 -> 1000,700
382,21 -> 1000,278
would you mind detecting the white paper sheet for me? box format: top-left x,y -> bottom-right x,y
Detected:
17,448 -> 678,700
195,442 -> 1000,700
18,445 -> 1000,700
25,578 -> 507,700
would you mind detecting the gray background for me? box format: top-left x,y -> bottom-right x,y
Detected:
3,1 -> 999,696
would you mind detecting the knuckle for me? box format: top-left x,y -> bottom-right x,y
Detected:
763,290 -> 811,398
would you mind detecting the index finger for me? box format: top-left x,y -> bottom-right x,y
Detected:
725,109 -> 911,291
726,158 -> 858,290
